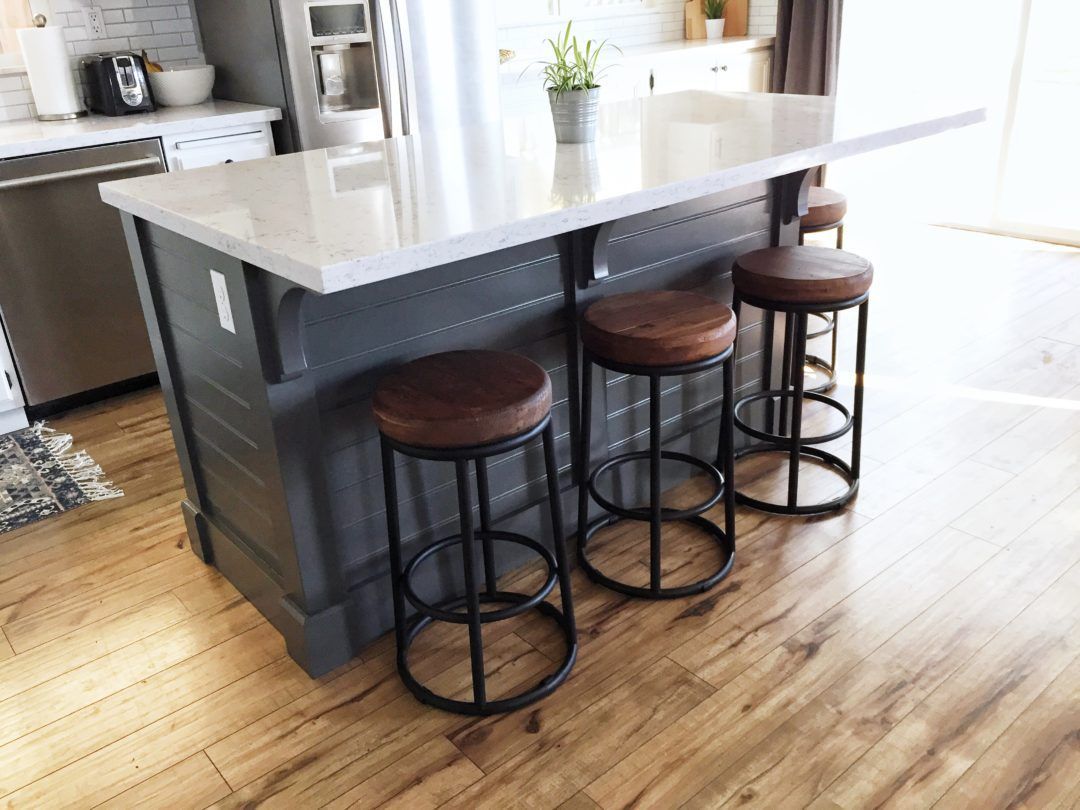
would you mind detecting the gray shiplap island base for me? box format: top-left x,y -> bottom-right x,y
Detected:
103,91 -> 984,676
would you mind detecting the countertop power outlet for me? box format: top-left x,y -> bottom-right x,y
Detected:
83,7 -> 106,39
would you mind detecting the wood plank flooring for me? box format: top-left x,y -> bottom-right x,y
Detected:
1,225 -> 1079,809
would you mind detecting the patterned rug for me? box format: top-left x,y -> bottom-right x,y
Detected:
0,424 -> 123,534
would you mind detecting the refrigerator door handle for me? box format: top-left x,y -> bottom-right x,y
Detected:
373,0 -> 404,138
391,0 -> 418,136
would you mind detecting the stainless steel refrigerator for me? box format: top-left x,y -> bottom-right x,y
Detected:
194,0 -> 502,152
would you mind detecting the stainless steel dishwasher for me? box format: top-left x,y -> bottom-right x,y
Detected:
0,139 -> 165,406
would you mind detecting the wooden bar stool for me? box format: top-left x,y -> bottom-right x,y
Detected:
798,187 -> 849,394
577,290 -> 737,599
732,246 -> 872,516
374,350 -> 577,716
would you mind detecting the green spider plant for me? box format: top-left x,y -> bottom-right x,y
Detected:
704,0 -> 728,20
531,21 -> 622,99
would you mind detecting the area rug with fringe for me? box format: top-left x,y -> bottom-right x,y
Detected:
0,423 -> 123,534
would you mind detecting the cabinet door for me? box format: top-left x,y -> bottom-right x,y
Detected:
0,325 -> 25,415
715,49 -> 773,92
652,52 -> 721,94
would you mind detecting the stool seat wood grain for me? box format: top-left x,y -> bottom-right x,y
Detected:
801,187 -> 848,230
733,246 -> 873,306
581,290 -> 737,367
373,350 -> 552,449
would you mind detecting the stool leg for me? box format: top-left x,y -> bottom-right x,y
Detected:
852,300 -> 869,480
787,313 -> 809,510
542,421 -> 577,641
763,309 -> 776,433
380,438 -> 408,656
454,459 -> 486,708
830,310 -> 840,377
836,223 -> 845,250
778,313 -> 795,437
649,374 -> 663,594
474,458 -> 498,596
577,354 -> 593,551
721,293 -> 744,466
723,352 -> 737,546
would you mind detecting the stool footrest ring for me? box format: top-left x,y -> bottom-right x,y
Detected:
402,531 -> 557,624
807,312 -> 835,340
588,450 -> 724,523
804,353 -> 838,394
399,595 -> 577,716
734,444 -> 859,515
734,389 -> 852,446
578,514 -> 735,599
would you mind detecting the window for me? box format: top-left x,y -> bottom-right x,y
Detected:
0,0 -> 34,68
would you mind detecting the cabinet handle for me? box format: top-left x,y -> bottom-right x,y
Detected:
711,66 -> 719,73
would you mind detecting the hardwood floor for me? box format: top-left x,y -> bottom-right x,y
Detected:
2,224 -> 1079,809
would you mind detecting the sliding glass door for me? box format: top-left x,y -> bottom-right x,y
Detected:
993,0 -> 1080,246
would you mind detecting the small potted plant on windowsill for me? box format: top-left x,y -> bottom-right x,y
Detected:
535,21 -> 620,144
704,0 -> 727,39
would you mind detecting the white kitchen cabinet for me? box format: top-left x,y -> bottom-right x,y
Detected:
0,325 -> 28,434
649,46 -> 773,95
499,38 -> 775,117
161,123 -> 275,172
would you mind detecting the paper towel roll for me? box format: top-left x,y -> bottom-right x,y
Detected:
16,24 -> 84,120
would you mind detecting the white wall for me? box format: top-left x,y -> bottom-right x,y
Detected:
0,0 -> 202,122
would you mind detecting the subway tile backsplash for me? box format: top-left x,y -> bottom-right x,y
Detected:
0,0 -> 202,122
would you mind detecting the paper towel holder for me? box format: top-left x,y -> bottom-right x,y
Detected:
24,13 -> 87,121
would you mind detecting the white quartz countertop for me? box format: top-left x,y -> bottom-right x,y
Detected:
0,101 -> 281,160
100,91 -> 984,295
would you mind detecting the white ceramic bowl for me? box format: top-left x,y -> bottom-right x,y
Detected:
149,65 -> 215,107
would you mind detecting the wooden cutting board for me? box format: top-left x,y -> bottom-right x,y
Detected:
685,0 -> 748,39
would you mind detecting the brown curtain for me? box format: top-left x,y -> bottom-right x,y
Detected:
771,0 -> 844,96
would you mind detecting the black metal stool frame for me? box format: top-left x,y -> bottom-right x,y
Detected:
577,344 -> 737,599
381,415 -> 577,716
798,219 -> 845,394
732,289 -> 868,517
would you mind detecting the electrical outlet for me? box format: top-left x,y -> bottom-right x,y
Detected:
82,6 -> 106,39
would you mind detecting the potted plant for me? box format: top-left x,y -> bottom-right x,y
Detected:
704,0 -> 727,39
535,21 -> 620,144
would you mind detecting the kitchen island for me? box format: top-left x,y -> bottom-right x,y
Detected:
101,91 -> 983,676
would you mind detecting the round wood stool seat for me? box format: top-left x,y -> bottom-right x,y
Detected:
581,290 -> 737,368
733,246 -> 873,306
802,187 -> 847,230
373,350 -> 552,449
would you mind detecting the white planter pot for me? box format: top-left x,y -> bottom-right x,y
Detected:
705,18 -> 725,39
548,87 -> 601,144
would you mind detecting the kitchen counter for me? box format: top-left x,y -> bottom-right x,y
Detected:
103,90 -> 984,676
0,101 -> 281,160
102,91 -> 982,295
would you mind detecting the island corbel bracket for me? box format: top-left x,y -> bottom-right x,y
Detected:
579,220 -> 618,286
780,168 -> 814,225
245,274 -> 310,385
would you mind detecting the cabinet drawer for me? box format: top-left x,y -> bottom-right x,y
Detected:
170,130 -> 273,171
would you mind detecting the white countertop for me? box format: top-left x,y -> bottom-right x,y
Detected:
0,101 -> 281,160
100,91 -> 984,295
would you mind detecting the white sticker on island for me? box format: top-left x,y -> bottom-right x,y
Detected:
210,270 -> 236,334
